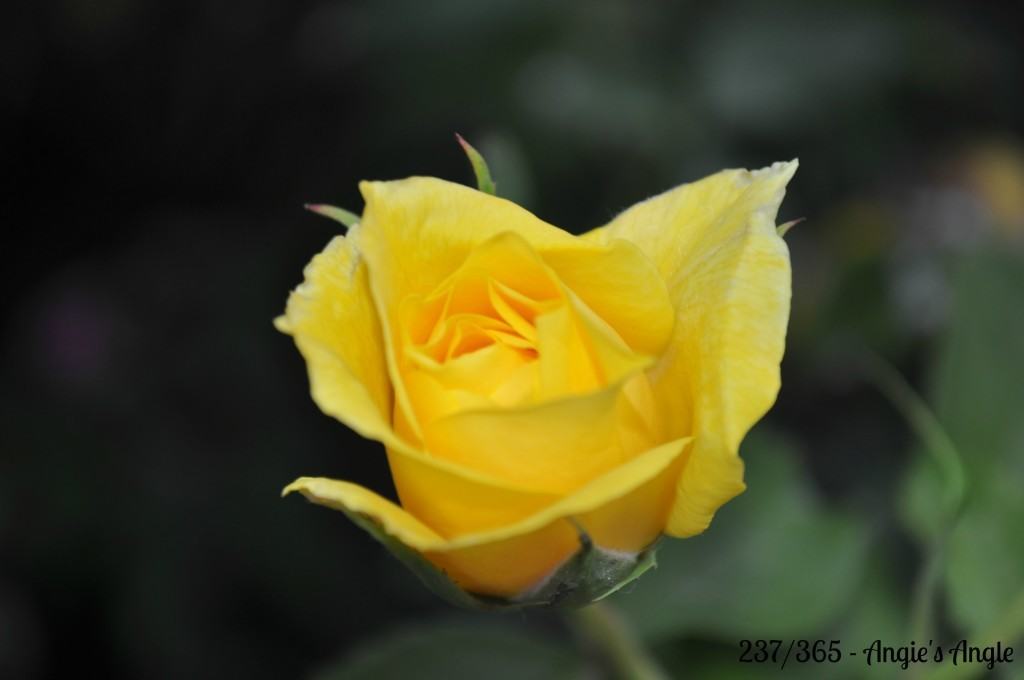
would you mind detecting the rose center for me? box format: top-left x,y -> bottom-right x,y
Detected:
395,231 -> 652,426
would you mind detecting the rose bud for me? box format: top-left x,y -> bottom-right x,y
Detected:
278,154 -> 797,608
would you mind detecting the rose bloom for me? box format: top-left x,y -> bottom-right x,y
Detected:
278,161 -> 797,604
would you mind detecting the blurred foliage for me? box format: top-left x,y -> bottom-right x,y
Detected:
907,252 -> 1024,640
3,0 -> 1024,679
314,620 -> 586,680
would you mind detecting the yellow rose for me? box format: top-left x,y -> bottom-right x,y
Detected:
278,159 -> 797,607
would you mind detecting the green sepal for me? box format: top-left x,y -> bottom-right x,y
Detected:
305,203 -> 360,228
594,542 -> 660,601
515,528 -> 659,609
337,503 -> 658,611
455,133 -> 497,195
777,217 -> 805,237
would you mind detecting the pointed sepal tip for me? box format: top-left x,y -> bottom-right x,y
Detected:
305,203 -> 360,228
455,133 -> 497,196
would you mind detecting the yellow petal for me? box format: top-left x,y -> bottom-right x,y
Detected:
588,160 -> 797,537
532,295 -> 651,401
542,238 -> 674,357
424,385 -> 628,495
428,522 -> 580,598
384,439 -> 561,538
279,230 -> 571,531
357,179 -> 580,441
275,231 -> 392,442
285,436 -> 690,596
457,436 -> 690,551
422,293 -> 657,495
422,435 -> 695,596
358,180 -> 674,438
575,436 -> 687,552
369,223 -> 665,498
407,342 -> 529,400
282,476 -> 444,547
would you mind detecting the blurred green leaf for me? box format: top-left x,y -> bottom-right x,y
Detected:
931,251 -> 1024,478
652,641 -> 824,680
648,559 -> 906,680
903,251 -> 1024,643
313,620 -> 585,680
819,258 -> 904,354
862,351 -> 966,644
901,452 -> 949,545
614,429 -> 870,642
946,490 -> 1024,636
831,557 -> 909,680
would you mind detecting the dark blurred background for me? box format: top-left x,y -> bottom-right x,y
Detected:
3,1 -> 1023,678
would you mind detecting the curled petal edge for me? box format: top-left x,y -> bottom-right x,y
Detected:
283,436 -> 689,605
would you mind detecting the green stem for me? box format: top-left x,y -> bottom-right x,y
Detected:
570,600 -> 671,680
910,532 -> 947,650
861,350 -> 966,651
861,351 -> 965,521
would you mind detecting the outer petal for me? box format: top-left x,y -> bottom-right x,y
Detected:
423,379 -> 647,495
285,436 -> 690,597
587,161 -> 797,537
282,477 -> 445,547
275,230 -> 392,441
383,445 -> 560,537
